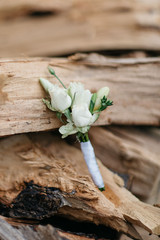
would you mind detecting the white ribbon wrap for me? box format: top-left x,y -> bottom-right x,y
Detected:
80,141 -> 105,189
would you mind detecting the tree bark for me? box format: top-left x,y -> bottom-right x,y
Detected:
0,0 -> 160,57
0,132 -> 160,239
0,54 -> 160,137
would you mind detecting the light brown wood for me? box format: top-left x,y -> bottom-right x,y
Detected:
88,126 -> 160,204
0,132 -> 160,239
57,231 -> 95,240
0,54 -> 160,137
0,0 -> 160,57
119,230 -> 160,240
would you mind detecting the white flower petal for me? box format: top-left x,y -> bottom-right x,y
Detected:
39,78 -> 54,93
72,104 -> 93,127
59,122 -> 78,138
78,126 -> 90,134
90,113 -> 100,125
49,86 -> 71,112
68,82 -> 84,99
74,90 -> 92,108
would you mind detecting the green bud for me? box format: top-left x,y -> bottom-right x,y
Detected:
94,87 -> 109,111
48,66 -> 66,89
48,66 -> 55,75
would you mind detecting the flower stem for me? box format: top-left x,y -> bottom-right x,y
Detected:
77,132 -> 89,142
48,66 -> 66,89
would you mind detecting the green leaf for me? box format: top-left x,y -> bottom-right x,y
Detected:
63,109 -> 72,121
98,97 -> 113,112
89,93 -> 97,114
56,112 -> 65,123
42,99 -> 56,112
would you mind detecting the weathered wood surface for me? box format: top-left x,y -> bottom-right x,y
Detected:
119,229 -> 160,240
0,132 -> 160,239
0,54 -> 160,137
0,0 -> 160,57
0,216 -> 114,240
0,217 -> 63,240
88,126 -> 160,204
0,216 -> 99,240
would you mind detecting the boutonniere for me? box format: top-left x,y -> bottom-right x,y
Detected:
40,67 -> 113,191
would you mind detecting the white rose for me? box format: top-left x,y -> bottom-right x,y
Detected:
73,90 -> 92,108
72,104 -> 98,127
68,82 -> 84,99
49,86 -> 71,112
94,87 -> 109,111
39,77 -> 54,93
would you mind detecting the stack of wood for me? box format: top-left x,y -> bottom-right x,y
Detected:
0,1 -> 160,240
0,54 -> 160,240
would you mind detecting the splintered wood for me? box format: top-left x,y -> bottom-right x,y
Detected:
0,132 -> 160,240
0,54 -> 160,137
0,0 -> 160,57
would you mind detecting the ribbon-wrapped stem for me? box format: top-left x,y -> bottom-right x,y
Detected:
78,132 -> 105,191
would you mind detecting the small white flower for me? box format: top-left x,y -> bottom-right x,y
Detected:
68,82 -> 84,99
39,78 -> 54,93
73,90 -> 92,108
94,87 -> 109,111
49,86 -> 71,112
72,104 -> 97,127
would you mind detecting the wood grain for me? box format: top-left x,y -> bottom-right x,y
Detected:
0,0 -> 160,57
0,54 -> 160,137
0,217 -> 63,240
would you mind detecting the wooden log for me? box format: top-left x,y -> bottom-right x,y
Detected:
0,0 -> 160,57
0,132 -> 160,239
0,54 -> 160,137
88,126 -> 160,203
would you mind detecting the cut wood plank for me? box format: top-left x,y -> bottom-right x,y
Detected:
0,132 -> 160,239
0,54 -> 160,137
0,0 -> 160,57
88,126 -> 160,203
